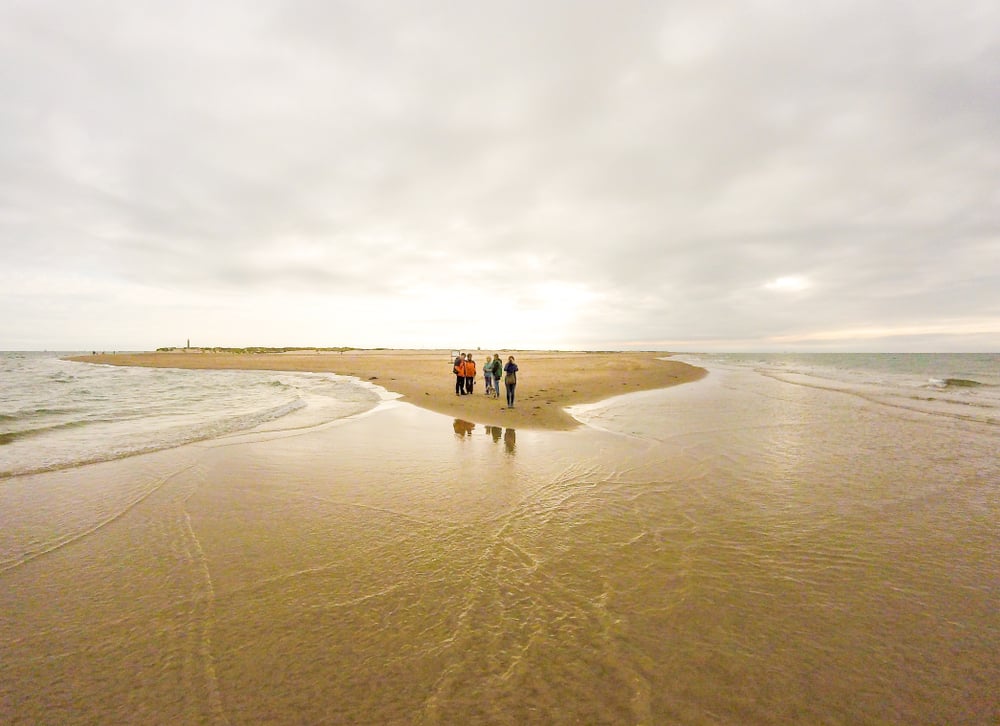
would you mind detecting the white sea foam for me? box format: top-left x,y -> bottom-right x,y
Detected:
0,353 -> 382,477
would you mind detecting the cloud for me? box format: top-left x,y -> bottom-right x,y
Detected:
0,0 -> 997,350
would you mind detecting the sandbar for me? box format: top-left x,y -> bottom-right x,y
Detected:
69,350 -> 706,430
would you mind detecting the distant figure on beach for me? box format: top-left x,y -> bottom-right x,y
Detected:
503,356 -> 518,408
454,353 -> 467,395
490,354 -> 503,399
465,355 -> 477,395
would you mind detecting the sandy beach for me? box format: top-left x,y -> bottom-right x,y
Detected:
4,353 -> 997,724
70,349 -> 706,430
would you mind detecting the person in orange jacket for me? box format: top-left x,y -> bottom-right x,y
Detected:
464,355 -> 477,395
454,353 -> 467,395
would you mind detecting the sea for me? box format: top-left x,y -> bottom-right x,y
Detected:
4,353 -> 995,481
0,352 -> 388,479
1,351 -> 997,724
601,351 -> 1000,429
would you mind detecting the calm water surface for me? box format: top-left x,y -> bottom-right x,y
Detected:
1,353 -> 997,724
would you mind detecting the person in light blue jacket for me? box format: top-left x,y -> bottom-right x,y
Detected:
484,355 -> 495,395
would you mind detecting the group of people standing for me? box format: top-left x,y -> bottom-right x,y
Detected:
453,352 -> 520,408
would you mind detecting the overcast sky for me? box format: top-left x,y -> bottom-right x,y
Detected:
1,0 -> 997,352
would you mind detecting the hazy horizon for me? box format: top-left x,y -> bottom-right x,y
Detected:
6,347 -> 998,356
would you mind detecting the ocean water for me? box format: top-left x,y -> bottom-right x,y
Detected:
685,352 -> 1000,425
1,352 -> 997,724
562,352 -> 999,723
0,352 -> 386,478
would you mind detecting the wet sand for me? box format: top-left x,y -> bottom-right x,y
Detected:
6,354 -> 995,724
70,350 -> 706,430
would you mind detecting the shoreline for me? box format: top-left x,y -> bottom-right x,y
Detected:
67,349 -> 707,430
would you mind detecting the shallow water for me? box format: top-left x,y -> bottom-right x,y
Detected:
1,359 -> 997,724
0,352 -> 384,478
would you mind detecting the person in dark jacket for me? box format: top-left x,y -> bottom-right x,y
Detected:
454,353 -> 467,395
503,356 -> 518,408
490,354 -> 503,399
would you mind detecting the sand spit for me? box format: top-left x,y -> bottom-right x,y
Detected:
69,350 -> 706,430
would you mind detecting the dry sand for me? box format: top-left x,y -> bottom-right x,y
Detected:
71,350 -> 706,430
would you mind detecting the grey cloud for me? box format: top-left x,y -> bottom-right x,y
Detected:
1,0 -> 997,349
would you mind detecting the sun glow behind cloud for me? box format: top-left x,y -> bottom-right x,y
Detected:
515,281 -> 600,346
386,279 -> 600,350
764,276 -> 811,292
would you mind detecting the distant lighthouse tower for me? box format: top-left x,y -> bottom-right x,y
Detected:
186,339 -> 190,349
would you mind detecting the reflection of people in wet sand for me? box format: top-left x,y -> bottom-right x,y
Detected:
503,427 -> 516,454
483,425 -> 515,453
452,419 -> 475,437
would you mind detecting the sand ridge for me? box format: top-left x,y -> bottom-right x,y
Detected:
69,349 -> 706,430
